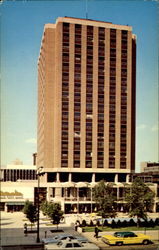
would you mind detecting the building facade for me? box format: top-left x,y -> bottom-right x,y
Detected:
37,17 -> 136,213
0,164 -> 37,182
0,163 -> 38,212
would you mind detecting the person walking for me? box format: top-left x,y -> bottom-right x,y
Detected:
74,222 -> 78,231
23,223 -> 27,236
94,225 -> 99,239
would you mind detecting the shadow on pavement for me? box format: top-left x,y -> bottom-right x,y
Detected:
1,245 -> 44,250
0,222 -> 13,226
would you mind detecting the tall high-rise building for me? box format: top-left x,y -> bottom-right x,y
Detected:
37,17 -> 136,186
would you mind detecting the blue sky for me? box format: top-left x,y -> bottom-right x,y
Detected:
1,0 -> 158,171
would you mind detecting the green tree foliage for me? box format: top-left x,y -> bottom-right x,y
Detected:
23,200 -> 37,229
125,177 -> 155,226
111,219 -> 116,228
41,202 -> 63,229
40,201 -> 50,216
93,180 -> 117,219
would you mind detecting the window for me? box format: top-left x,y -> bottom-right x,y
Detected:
65,243 -> 72,248
73,243 -> 81,247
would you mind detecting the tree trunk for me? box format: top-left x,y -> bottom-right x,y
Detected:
137,218 -> 140,228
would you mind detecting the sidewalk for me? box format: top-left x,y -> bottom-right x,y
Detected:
0,211 -> 83,246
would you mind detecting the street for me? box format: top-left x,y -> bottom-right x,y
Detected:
1,212 -> 159,250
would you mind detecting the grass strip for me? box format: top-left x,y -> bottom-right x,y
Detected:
82,226 -> 159,232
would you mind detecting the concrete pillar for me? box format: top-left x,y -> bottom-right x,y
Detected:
126,174 -> 130,183
56,172 -> 60,182
153,202 -> 156,213
92,173 -> 95,182
115,174 -> 118,183
68,172 -> 72,182
117,186 -> 119,210
47,187 -> 51,201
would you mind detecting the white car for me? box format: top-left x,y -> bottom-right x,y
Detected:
42,234 -> 89,244
44,239 -> 100,250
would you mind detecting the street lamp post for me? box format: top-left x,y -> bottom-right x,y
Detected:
36,166 -> 44,243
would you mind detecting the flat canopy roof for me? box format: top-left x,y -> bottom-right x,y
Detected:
6,202 -> 25,205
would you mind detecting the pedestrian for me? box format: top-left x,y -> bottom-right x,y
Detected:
24,223 -> 27,236
45,231 -> 47,238
74,222 -> 78,231
94,225 -> 99,239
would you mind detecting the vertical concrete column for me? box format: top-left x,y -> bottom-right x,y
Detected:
104,28 -> 110,169
80,25 -> 86,168
115,30 -> 121,169
117,186 -> 119,203
47,187 -> 51,201
54,22 -> 62,169
127,31 -> 132,171
92,26 -> 98,169
68,172 -> 72,182
92,173 -> 95,182
115,173 -> 118,183
56,172 -> 60,182
68,23 -> 75,169
5,204 -> 8,212
126,174 -> 130,183
153,202 -> 156,213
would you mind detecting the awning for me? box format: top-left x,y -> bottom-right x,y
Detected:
62,181 -> 76,187
6,202 -> 25,205
76,182 -> 89,188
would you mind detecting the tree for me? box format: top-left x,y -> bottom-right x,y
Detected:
125,177 -> 155,227
40,201 -> 50,216
46,202 -> 63,230
93,180 -> 117,222
23,200 -> 37,230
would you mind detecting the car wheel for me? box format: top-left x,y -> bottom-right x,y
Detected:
143,240 -> 149,245
116,241 -> 123,246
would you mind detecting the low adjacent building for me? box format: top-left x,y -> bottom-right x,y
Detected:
0,162 -> 37,212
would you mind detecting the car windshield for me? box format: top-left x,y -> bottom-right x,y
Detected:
57,241 -> 63,246
114,232 -> 136,238
114,232 -> 122,237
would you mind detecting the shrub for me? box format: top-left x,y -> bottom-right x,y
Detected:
81,219 -> 87,227
116,220 -> 122,228
121,220 -> 128,228
103,219 -> 108,227
128,218 -> 136,227
90,220 -> 94,227
142,220 -> 149,227
149,219 -> 155,228
137,219 -> 142,227
111,219 -> 116,228
154,218 -> 159,226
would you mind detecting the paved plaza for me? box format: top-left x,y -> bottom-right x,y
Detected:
1,211 -> 159,250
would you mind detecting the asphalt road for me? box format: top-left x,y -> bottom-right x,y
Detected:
1,243 -> 159,250
99,243 -> 159,250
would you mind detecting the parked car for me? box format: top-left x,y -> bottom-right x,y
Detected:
102,231 -> 151,246
42,234 -> 89,244
44,239 -> 100,250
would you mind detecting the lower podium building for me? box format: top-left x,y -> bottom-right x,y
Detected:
37,16 -> 137,213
